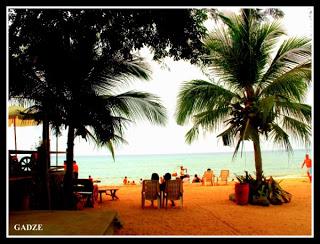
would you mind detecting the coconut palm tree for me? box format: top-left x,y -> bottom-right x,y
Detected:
176,9 -> 311,182
59,57 -> 167,208
19,56 -> 167,208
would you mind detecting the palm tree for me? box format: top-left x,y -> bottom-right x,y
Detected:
59,57 -> 167,208
176,9 -> 311,182
20,56 -> 167,208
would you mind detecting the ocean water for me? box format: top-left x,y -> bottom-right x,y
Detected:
50,149 -> 311,185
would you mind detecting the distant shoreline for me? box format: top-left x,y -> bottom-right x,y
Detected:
59,148 -> 311,158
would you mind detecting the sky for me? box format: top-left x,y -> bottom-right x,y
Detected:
7,7 -> 313,156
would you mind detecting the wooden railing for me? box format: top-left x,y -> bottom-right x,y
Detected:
9,150 -> 66,155
9,150 -> 67,176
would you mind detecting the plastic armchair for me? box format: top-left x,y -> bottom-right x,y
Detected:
217,169 -> 230,185
202,170 -> 215,186
141,180 -> 161,209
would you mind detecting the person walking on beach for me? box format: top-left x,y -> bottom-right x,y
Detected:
123,176 -> 128,185
301,154 -> 312,182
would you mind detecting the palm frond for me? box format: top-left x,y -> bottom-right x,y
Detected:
176,79 -> 236,125
204,29 -> 242,87
255,21 -> 285,80
109,91 -> 167,125
232,118 -> 259,159
120,57 -> 151,80
276,101 -> 311,124
192,107 -> 231,132
106,141 -> 115,161
89,56 -> 151,93
261,61 -> 311,102
111,134 -> 128,146
269,123 -> 293,153
185,125 -> 199,144
257,96 -> 276,123
232,137 -> 244,160
75,127 -> 99,144
260,37 -> 311,87
206,11 -> 285,89
282,116 -> 311,146
216,125 -> 236,146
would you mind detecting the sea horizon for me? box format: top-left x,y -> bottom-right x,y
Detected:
50,148 -> 312,185
69,147 -> 311,157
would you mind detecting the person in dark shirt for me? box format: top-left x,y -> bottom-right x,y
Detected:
192,174 -> 201,183
150,173 -> 160,207
160,173 -> 175,207
151,173 -> 160,181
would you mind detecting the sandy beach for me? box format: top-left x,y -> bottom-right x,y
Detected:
86,177 -> 312,236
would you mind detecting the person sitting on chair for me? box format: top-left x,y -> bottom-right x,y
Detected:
151,173 -> 160,181
192,174 -> 201,183
150,173 -> 160,206
160,173 -> 175,207
160,173 -> 171,191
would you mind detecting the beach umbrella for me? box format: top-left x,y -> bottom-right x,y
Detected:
8,105 -> 40,152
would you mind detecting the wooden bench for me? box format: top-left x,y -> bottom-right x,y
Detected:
98,188 -> 119,202
73,179 -> 95,208
77,191 -> 94,207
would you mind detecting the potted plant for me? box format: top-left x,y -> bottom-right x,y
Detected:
234,171 -> 252,205
231,171 -> 292,206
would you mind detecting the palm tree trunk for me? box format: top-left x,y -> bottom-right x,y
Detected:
63,123 -> 75,209
41,115 -> 51,209
253,130 -> 263,183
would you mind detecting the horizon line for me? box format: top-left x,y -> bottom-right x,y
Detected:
70,148 -> 310,157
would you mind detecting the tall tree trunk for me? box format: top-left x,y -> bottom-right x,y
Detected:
41,114 -> 51,209
63,123 -> 75,209
252,129 -> 263,183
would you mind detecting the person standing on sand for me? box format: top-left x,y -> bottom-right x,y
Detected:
73,161 -> 79,179
123,176 -> 128,185
64,160 -> 79,179
180,166 -> 187,179
301,154 -> 312,183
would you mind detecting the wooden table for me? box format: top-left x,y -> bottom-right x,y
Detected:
98,188 -> 119,202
